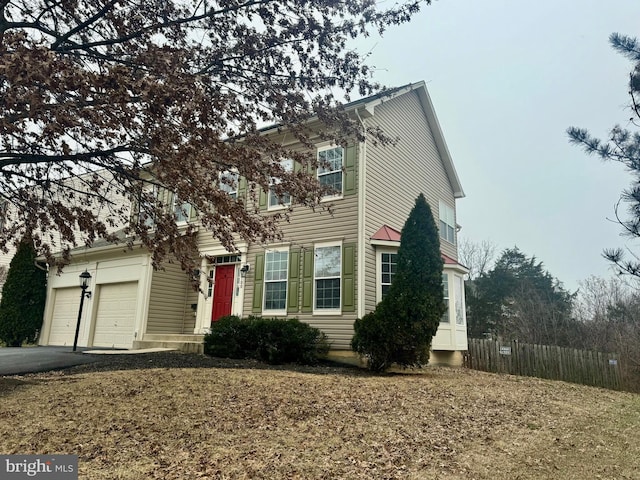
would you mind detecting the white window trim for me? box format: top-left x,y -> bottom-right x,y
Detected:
313,240 -> 342,315
317,145 -> 344,201
263,246 -> 289,316
439,200 -> 456,245
375,247 -> 398,304
268,158 -> 293,211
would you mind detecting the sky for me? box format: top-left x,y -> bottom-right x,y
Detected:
353,0 -> 640,291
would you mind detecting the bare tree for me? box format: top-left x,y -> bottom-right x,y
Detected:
457,237 -> 497,281
573,275 -> 640,390
0,0 -> 428,275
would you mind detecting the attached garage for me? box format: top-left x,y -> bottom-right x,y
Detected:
92,282 -> 138,349
48,288 -> 81,346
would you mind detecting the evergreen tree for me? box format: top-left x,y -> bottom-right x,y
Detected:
568,33 -> 640,278
0,236 -> 47,347
352,194 -> 445,371
466,247 -> 576,346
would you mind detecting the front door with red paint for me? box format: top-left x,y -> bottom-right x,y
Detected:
211,264 -> 235,322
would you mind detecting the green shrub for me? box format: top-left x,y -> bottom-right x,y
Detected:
351,312 -> 392,372
203,315 -> 251,359
351,194 -> 445,372
0,236 -> 47,347
204,316 -> 329,365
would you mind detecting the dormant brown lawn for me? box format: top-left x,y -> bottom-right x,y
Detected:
1,352 -> 639,479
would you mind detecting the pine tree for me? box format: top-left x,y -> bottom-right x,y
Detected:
568,33 -> 640,278
0,236 -> 47,347
352,194 -> 445,371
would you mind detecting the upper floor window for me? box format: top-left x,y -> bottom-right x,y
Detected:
314,243 -> 341,312
268,158 -> 293,209
439,201 -> 455,244
138,183 -> 159,228
317,146 -> 343,198
219,171 -> 239,199
173,195 -> 192,223
264,248 -> 289,313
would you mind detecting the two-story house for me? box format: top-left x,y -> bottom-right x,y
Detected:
37,81 -> 468,364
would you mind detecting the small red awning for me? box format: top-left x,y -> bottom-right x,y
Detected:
371,225 -> 468,271
371,225 -> 401,242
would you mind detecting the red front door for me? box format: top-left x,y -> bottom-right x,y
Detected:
211,265 -> 235,322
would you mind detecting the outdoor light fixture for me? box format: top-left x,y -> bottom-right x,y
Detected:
240,264 -> 250,277
73,270 -> 92,352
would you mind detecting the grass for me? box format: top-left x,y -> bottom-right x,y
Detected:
1,352 -> 639,479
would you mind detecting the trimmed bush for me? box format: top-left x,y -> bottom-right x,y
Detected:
204,316 -> 329,365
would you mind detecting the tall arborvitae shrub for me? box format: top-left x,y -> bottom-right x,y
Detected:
352,194 -> 445,371
0,236 -> 47,347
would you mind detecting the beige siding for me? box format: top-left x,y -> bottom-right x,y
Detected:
147,261 -> 193,334
363,90 -> 459,313
240,143 -> 360,349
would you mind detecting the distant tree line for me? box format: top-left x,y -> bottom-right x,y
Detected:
461,240 -> 640,390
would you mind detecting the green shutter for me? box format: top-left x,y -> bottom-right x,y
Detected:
252,253 -> 265,313
302,248 -> 314,313
160,187 -> 171,207
237,176 -> 247,202
342,243 -> 356,312
259,188 -> 267,211
344,145 -> 357,195
287,249 -> 300,313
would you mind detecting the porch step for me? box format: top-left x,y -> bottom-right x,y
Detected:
141,334 -> 204,343
133,335 -> 204,354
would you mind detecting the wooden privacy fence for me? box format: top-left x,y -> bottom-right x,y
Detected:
464,338 -> 622,390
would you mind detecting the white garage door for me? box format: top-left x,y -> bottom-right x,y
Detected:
48,288 -> 81,346
92,282 -> 138,349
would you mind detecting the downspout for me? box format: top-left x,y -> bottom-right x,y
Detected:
355,108 -> 367,319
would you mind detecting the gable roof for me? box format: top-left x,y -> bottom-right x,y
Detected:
355,82 -> 464,199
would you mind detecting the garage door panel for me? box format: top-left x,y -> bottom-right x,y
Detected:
93,282 -> 138,349
49,288 -> 81,346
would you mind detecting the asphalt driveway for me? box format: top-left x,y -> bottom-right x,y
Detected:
0,346 -> 101,375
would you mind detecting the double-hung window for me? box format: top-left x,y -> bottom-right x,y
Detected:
219,171 -> 239,199
317,146 -> 344,198
138,183 -> 159,228
173,195 -> 192,223
439,201 -> 456,244
441,273 -> 450,323
268,158 -> 293,209
455,275 -> 465,325
264,249 -> 288,314
380,252 -> 397,300
314,243 -> 341,312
